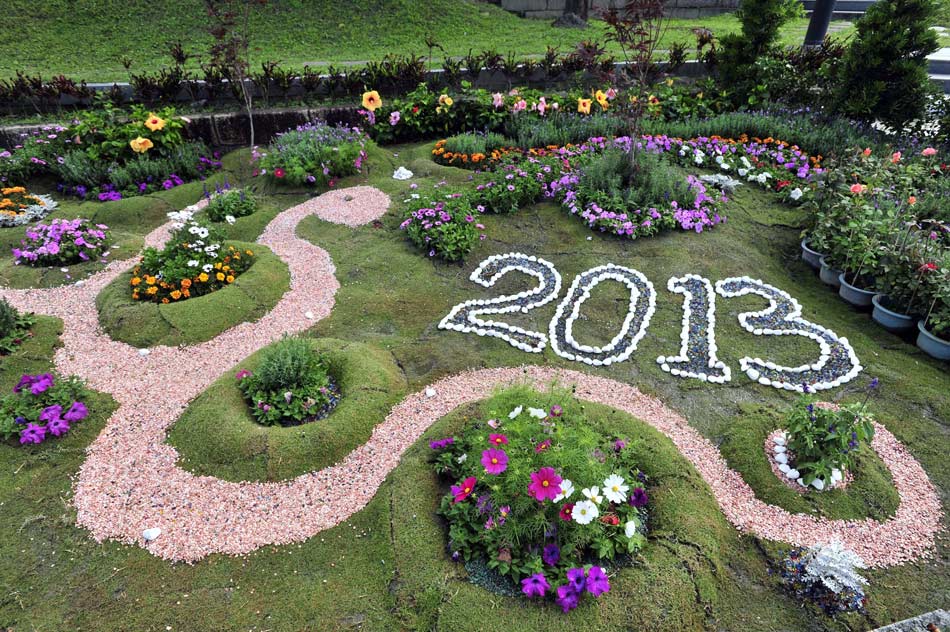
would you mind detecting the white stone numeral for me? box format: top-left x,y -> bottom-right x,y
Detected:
439,253 -> 561,353
657,274 -> 731,383
715,276 -> 862,392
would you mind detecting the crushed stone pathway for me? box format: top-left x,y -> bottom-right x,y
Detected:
0,186 -> 940,565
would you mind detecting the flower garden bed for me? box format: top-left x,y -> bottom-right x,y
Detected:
95,241 -> 289,348
168,338 -> 406,482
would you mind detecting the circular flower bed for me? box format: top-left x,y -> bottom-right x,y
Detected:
430,389 -> 649,612
765,429 -> 852,493
12,218 -> 110,267
0,186 -> 57,227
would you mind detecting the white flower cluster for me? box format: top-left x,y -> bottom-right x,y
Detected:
439,253 -> 562,353
715,277 -> 862,392
802,541 -> 869,594
549,265 -> 656,366
554,475 -> 639,538
771,431 -> 844,490
657,275 -> 731,384
166,208 -> 195,229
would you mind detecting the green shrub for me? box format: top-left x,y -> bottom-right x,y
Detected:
237,337 -> 337,426
205,186 -> 257,223
443,132 -> 511,156
256,121 -> 368,187
833,0 -> 940,129
0,298 -> 34,355
505,112 -> 628,148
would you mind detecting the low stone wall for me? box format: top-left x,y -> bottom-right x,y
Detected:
497,0 -> 738,18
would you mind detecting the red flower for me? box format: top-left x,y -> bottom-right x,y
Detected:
776,180 -> 790,190
412,106 -> 419,114
559,503 -> 574,521
450,476 -> 476,504
273,167 -> 285,178
600,514 -> 620,526
919,262 -> 939,273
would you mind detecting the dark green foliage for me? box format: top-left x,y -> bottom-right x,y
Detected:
205,187 -> 257,222
0,297 -> 33,354
443,132 -> 511,156
250,336 -> 327,393
833,0 -> 940,129
505,112 -> 629,149
717,0 -> 802,103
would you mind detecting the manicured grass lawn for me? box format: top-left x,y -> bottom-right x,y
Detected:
0,140 -> 946,630
0,0 -> 852,82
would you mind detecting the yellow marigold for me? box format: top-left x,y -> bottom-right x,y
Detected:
145,276 -> 156,285
180,278 -> 192,289
245,250 -> 253,256
198,272 -> 209,283
132,292 -> 140,300
130,277 -> 141,286
162,298 -> 169,304
182,289 -> 191,298
144,113 -> 166,131
146,286 -> 158,295
130,136 -> 154,153
170,290 -> 182,300
216,272 -> 225,281
361,90 -> 382,112
214,262 -> 222,270
2,186 -> 25,195
226,275 -> 235,283
577,98 -> 592,115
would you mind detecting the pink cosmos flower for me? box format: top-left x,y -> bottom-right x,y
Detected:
922,147 -> 937,157
528,467 -> 562,502
451,476 -> 476,503
481,448 -> 508,475
488,433 -> 508,446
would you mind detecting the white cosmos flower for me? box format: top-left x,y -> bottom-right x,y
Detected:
554,479 -> 575,502
225,215 -> 236,225
508,405 -> 523,419
625,520 -> 638,538
582,486 -> 603,505
527,407 -> 547,419
790,187 -> 803,201
603,474 -> 629,504
572,500 -> 599,525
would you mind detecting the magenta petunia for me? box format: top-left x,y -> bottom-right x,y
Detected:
527,467 -> 562,502
480,448 -> 508,475
38,404 -> 62,424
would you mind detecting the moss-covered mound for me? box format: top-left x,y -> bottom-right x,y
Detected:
167,338 -> 407,482
718,403 -> 899,521
95,240 -> 289,348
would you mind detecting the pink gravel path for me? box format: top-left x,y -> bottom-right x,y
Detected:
0,188 -> 940,566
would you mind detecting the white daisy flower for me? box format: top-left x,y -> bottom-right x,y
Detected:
572,500 -> 599,525
554,479 -> 575,502
187,260 -> 199,267
202,264 -> 214,273
603,474 -> 629,504
582,486 -> 603,505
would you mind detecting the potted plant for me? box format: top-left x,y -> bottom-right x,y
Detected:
871,228 -> 940,333
916,272 -> 950,361
835,197 -> 898,308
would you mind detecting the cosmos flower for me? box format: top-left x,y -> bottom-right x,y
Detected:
528,467 -> 562,502
481,448 -> 508,475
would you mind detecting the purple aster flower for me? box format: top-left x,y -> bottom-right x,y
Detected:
520,573 -> 549,598
629,487 -> 649,507
19,423 -> 47,445
555,584 -> 580,612
46,417 -> 71,437
542,544 -> 560,566
63,401 -> 88,422
586,566 -> 610,596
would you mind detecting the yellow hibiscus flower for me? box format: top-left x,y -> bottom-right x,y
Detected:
577,98 -> 592,115
144,113 -> 166,131
130,137 -> 154,153
595,90 -> 609,111
438,94 -> 454,107
361,90 -> 382,112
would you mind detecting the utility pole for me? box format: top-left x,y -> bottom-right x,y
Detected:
803,0 -> 838,46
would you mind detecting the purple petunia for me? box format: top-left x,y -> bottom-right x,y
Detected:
586,566 -> 610,596
429,437 -> 454,450
520,573 -> 549,598
38,404 -> 62,423
19,423 -> 47,444
629,487 -> 649,507
46,417 -> 71,437
565,567 -> 586,593
555,584 -> 580,612
542,544 -> 560,566
63,401 -> 88,422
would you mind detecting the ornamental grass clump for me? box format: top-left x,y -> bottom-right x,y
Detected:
255,121 -> 368,187
236,337 -> 339,427
431,390 -> 650,612
0,372 -> 89,446
131,219 -> 254,303
11,218 -> 110,267
203,180 -> 256,223
783,383 -> 877,489
780,542 -> 868,614
0,298 -> 34,355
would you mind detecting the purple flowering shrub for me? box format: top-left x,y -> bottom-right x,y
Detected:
236,337 -> 339,427
12,218 -> 110,267
783,395 -> 875,488
253,122 -> 368,187
0,372 -> 90,446
400,188 -> 485,262
431,387 -> 649,612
